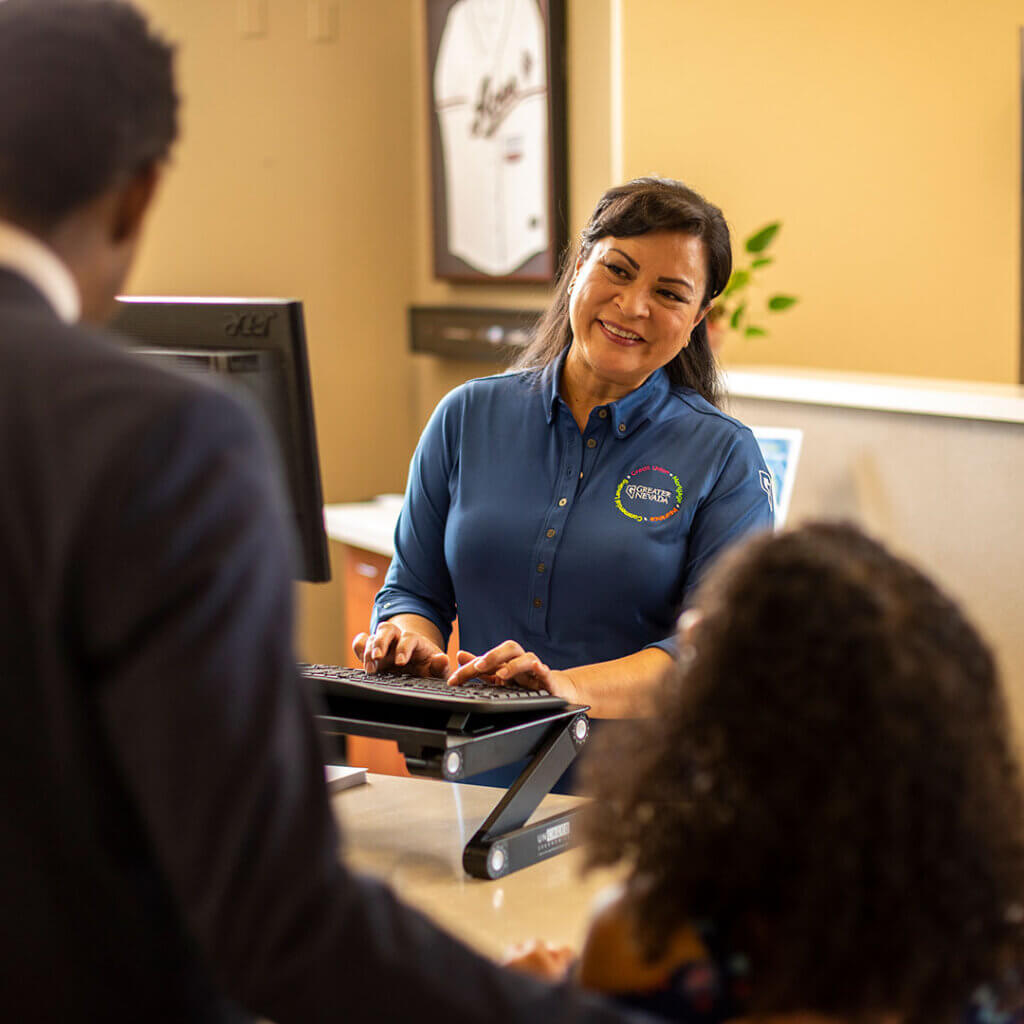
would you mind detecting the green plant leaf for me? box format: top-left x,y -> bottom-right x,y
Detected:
768,294 -> 798,311
745,222 -> 780,254
722,269 -> 750,297
729,303 -> 746,330
750,257 -> 774,269
744,325 -> 768,338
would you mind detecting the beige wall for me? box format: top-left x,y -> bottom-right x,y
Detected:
124,1 -> 1024,660
129,0 -> 418,661
620,0 -> 1024,383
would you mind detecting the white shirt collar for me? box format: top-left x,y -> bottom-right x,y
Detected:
0,219 -> 81,323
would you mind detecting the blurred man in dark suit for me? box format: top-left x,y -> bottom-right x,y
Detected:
0,2 -> 643,1020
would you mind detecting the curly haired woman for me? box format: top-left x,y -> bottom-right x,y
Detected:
510,523 -> 1024,1024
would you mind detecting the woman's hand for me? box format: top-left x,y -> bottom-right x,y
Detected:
502,939 -> 575,980
446,641 -> 580,703
351,621 -> 449,678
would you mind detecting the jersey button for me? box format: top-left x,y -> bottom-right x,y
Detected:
558,497 -> 567,507
546,528 -> 556,538
586,438 -> 597,448
598,409 -> 608,418
533,598 -> 543,608
537,563 -> 546,573
618,423 -> 626,433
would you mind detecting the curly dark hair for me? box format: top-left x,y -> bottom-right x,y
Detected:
512,176 -> 730,408
0,0 -> 177,231
582,522 -> 1024,1023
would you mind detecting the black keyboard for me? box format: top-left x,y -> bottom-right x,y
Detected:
300,664 -> 568,714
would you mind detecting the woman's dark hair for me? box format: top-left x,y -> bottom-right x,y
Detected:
513,176 -> 732,407
0,0 -> 178,231
583,522 -> 1024,1023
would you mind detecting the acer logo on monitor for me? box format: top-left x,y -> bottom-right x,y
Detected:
224,312 -> 277,337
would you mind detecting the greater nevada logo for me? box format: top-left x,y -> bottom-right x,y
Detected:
616,464 -> 683,523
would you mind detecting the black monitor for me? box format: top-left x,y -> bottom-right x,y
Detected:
111,297 -> 331,583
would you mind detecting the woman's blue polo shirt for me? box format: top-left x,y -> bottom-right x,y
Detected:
372,354 -> 774,670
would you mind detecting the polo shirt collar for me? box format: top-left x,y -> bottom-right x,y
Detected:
607,367 -> 669,438
542,344 -> 670,437
542,346 -> 567,424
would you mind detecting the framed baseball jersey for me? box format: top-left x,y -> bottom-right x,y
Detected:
426,0 -> 567,283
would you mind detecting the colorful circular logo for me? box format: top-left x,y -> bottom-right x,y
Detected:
615,464 -> 683,522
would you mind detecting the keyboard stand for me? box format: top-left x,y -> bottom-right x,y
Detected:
315,695 -> 590,879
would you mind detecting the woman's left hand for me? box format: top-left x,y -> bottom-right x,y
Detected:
446,640 -> 580,703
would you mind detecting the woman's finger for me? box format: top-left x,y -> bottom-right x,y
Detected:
393,633 -> 448,677
448,640 -> 525,686
351,632 -> 370,661
368,622 -> 401,660
425,650 -> 451,678
494,653 -> 551,690
364,622 -> 401,672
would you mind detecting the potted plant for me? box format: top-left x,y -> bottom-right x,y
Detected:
706,222 -> 797,354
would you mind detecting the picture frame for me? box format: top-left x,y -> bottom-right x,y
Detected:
425,0 -> 567,284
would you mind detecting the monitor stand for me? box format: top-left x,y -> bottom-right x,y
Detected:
316,697 -> 590,879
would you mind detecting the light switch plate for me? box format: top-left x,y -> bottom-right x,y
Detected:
237,0 -> 267,38
308,0 -> 339,42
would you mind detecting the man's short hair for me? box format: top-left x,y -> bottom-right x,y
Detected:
0,0 -> 178,231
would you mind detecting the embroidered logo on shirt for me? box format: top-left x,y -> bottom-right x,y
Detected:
615,465 -> 683,523
758,469 -> 774,511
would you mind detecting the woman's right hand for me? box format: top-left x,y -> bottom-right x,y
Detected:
351,621 -> 449,678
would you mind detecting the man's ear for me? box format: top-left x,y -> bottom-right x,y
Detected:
111,162 -> 161,244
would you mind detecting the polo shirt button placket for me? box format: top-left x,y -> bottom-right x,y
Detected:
535,423 -> 579,628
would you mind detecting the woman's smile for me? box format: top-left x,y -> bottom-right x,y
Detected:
596,318 -> 646,345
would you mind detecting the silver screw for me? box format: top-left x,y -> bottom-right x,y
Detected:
489,846 -> 506,874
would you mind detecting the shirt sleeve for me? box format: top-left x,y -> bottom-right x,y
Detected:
371,388 -> 461,645
76,385 -> 649,1024
644,428 -> 774,660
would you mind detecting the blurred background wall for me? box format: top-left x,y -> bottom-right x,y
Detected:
127,0 -> 1024,661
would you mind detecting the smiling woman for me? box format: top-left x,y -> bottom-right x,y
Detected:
352,177 -> 773,792
562,231 -> 712,425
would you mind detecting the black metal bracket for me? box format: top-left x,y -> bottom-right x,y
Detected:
316,695 -> 590,879
461,711 -> 589,879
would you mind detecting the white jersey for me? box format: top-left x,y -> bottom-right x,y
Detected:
433,0 -> 549,276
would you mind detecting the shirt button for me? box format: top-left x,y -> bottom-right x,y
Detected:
599,409 -> 608,419
558,498 -> 567,507
586,438 -> 597,448
546,528 -> 556,538
537,563 -> 546,573
533,598 -> 543,609
618,423 -> 626,433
